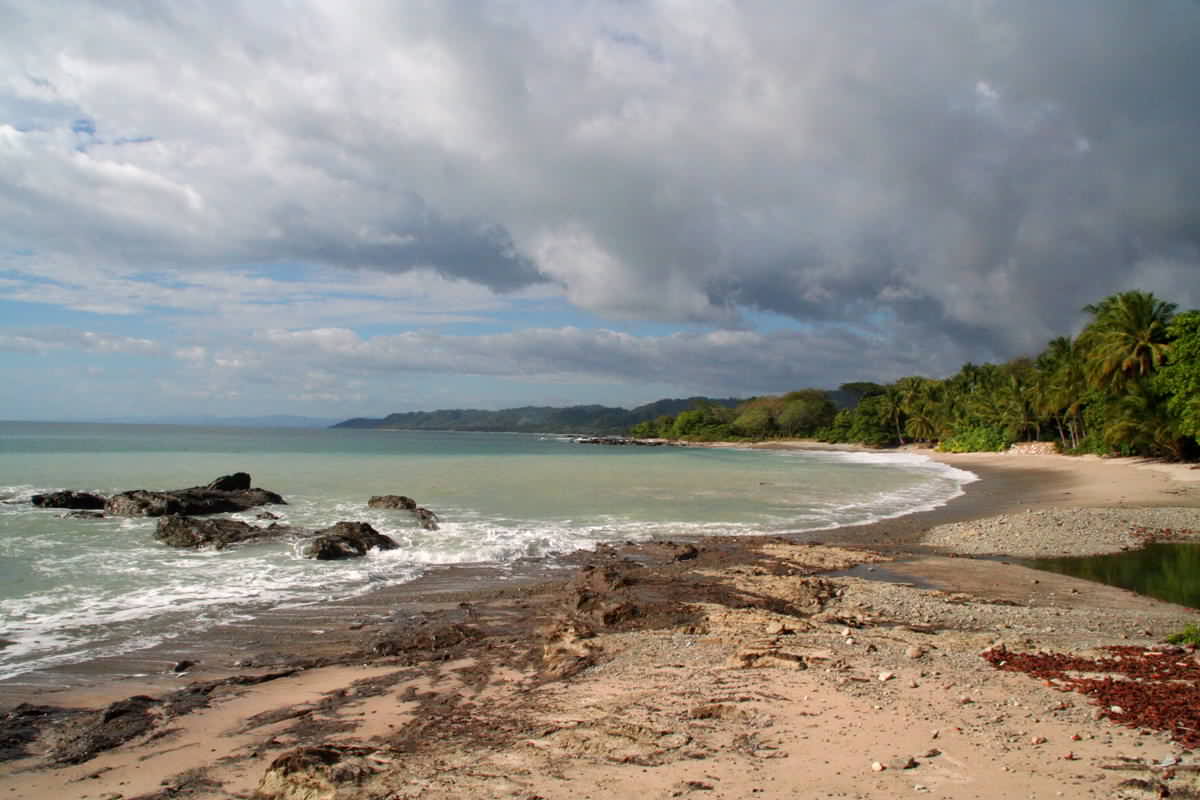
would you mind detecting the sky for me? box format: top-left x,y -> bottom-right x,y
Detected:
1,1 -> 1198,421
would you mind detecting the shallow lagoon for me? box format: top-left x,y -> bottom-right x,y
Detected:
1024,542 -> 1200,609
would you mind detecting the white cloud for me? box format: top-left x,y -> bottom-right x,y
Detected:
0,0 -> 1197,417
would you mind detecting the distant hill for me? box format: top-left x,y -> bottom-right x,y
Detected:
331,397 -> 744,435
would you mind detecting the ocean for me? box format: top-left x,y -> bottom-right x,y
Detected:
0,422 -> 977,683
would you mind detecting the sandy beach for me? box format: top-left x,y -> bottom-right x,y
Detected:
3,449 -> 1200,799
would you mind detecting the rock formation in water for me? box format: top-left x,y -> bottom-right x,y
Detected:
105,473 -> 285,517
154,515 -> 291,550
302,521 -> 399,560
368,494 -> 440,530
30,490 -> 107,510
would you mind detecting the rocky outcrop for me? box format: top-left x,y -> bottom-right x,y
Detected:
30,490 -> 107,510
257,744 -> 387,799
61,510 -> 105,520
368,495 -> 439,530
154,515 -> 290,550
413,507 -> 439,531
206,472 -> 252,491
367,495 -> 417,510
105,473 -> 285,517
302,522 -> 398,560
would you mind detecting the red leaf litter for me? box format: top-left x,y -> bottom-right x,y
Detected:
1129,525 -> 1199,544
982,645 -> 1200,748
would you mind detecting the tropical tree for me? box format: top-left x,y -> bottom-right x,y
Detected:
1035,336 -> 1088,449
1155,310 -> 1200,441
1078,290 -> 1176,394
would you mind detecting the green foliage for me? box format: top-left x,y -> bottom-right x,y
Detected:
731,405 -> 776,438
938,425 -> 1012,453
1156,311 -> 1200,439
841,395 -> 894,447
669,404 -> 736,441
1167,624 -> 1200,646
1078,290 -> 1175,394
777,390 -> 836,436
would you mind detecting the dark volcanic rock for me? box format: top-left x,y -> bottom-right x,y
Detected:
51,695 -> 158,765
367,494 -> 417,510
414,507 -> 439,531
206,471 -> 252,491
61,510 -> 105,520
0,704 -> 82,762
106,486 -> 285,517
30,490 -> 107,510
368,494 -> 439,530
154,515 -> 289,550
302,522 -> 398,560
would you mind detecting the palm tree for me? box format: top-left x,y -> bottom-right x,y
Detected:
1079,291 -> 1176,394
877,386 -> 906,444
1035,337 -> 1089,449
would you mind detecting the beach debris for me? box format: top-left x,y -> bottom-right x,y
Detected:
982,645 -> 1200,747
257,744 -> 391,800
302,521 -> 399,560
728,648 -> 809,670
370,622 -> 484,658
30,490 -> 107,510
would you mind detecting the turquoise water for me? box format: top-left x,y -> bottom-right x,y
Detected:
0,422 -> 977,681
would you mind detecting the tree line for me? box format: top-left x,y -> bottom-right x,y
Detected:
630,290 -> 1200,459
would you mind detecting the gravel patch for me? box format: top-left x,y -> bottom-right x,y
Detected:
920,507 -> 1200,557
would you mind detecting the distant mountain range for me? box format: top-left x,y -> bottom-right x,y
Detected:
331,397 -> 746,435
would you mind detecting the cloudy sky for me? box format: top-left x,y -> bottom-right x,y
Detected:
2,1 -> 1198,421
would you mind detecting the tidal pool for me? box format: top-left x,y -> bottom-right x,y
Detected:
1024,542 -> 1200,609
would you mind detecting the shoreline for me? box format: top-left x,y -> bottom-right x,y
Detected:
2,449 -> 1196,699
4,450 -> 1200,798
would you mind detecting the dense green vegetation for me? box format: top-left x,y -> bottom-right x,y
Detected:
635,291 -> 1200,458
332,396 -> 743,435
629,390 -> 840,441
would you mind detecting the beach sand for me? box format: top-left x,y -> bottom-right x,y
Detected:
3,450 -> 1200,799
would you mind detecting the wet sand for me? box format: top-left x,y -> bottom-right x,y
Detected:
3,450 -> 1200,799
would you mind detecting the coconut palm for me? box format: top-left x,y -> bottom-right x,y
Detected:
1079,291 -> 1176,394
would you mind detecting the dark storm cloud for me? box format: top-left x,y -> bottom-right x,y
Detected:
1,0 -> 1198,381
